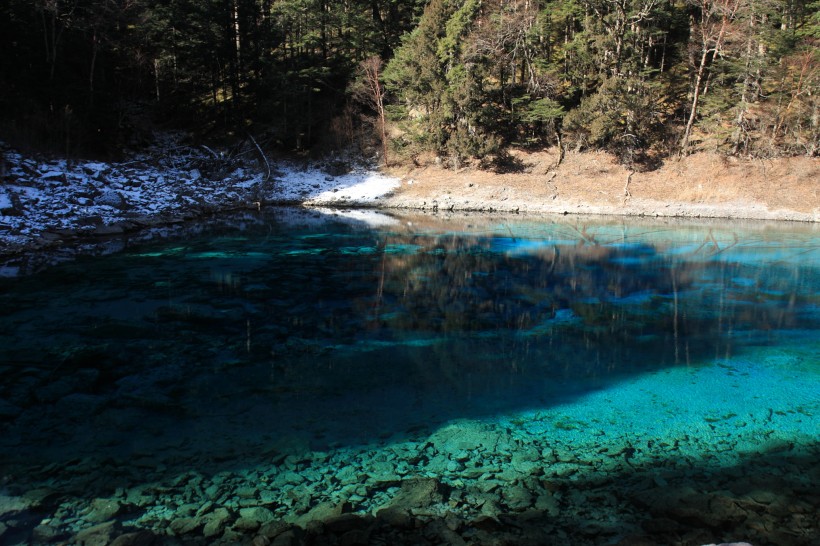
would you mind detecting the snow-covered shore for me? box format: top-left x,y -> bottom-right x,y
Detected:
2,135 -> 817,274
0,136 -> 401,259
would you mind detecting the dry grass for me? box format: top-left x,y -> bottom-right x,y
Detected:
384,149 -> 819,220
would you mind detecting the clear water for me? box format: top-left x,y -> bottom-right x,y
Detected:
0,208 -> 818,545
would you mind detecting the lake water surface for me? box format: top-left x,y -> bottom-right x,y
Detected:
1,208 -> 818,545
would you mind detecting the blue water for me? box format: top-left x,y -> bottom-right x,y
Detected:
0,208 -> 818,545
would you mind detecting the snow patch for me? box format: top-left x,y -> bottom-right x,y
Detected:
0,137 -> 399,260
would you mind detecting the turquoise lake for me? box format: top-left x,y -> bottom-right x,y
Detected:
0,208 -> 818,545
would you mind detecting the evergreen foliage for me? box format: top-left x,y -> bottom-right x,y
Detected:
0,0 -> 816,162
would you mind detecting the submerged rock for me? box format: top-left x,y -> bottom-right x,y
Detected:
534,492 -> 560,516
383,478 -> 444,512
235,506 -> 276,531
323,513 -> 372,535
169,516 -> 201,535
202,507 -> 232,538
74,521 -> 121,546
0,493 -> 30,518
375,506 -> 413,529
109,530 -> 157,546
291,500 -> 345,527
428,421 -> 508,456
502,485 -> 535,511
271,528 -> 303,546
85,497 -> 123,523
32,523 -> 65,542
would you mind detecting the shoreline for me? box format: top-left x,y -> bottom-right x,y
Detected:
1,141 -> 818,268
375,195 -> 816,223
374,149 -> 818,223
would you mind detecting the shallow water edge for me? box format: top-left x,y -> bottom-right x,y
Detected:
2,206 -> 818,277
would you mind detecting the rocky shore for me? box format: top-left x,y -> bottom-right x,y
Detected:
2,139 -> 817,271
0,136 -> 400,263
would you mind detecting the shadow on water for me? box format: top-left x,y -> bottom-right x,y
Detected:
0,208 -> 817,544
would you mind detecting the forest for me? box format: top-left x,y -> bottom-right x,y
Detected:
1,0 -> 818,169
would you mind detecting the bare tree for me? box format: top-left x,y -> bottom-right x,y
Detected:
679,0 -> 742,155
360,56 -> 389,164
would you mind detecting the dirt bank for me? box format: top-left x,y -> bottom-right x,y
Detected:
380,150 -> 819,222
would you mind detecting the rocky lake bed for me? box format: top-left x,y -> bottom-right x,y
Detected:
2,384 -> 817,546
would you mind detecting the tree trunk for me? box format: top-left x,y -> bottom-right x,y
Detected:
680,48 -> 709,155
731,15 -> 756,155
680,0 -> 736,155
89,30 -> 98,95
362,57 -> 389,164
155,58 -> 162,102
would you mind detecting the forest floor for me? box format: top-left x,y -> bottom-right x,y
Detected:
381,148 -> 819,222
